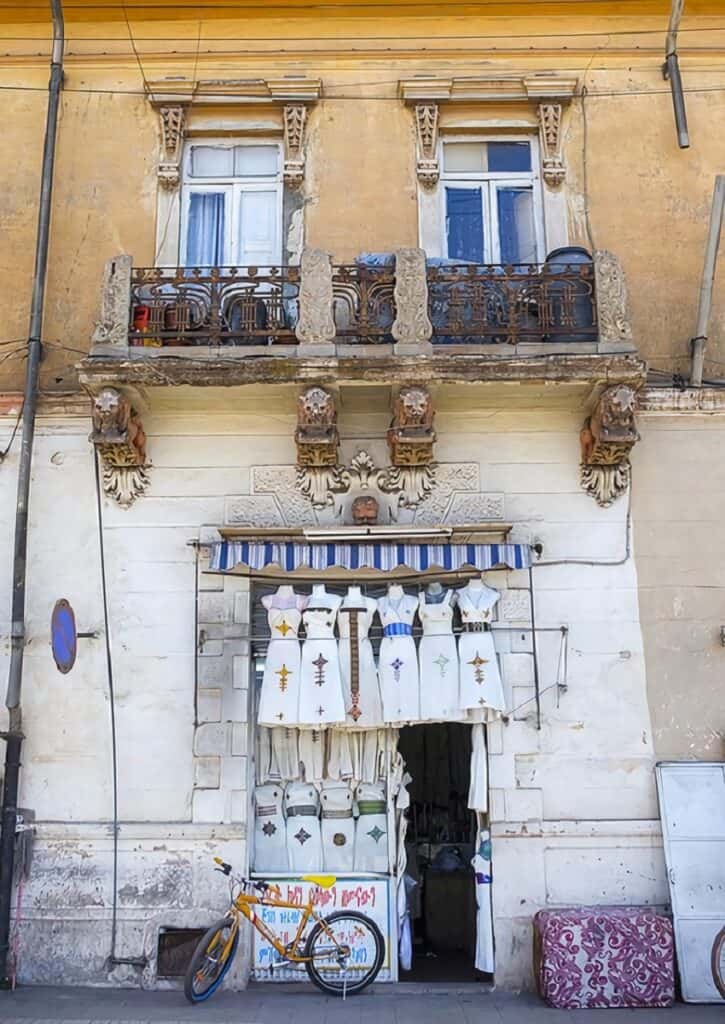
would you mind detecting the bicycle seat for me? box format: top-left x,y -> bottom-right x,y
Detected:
302,874 -> 337,889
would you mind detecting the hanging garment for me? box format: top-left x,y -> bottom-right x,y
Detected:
320,780 -> 355,872
418,590 -> 462,722
354,782 -> 389,873
285,782 -> 322,873
337,591 -> 384,729
468,724 -> 489,812
258,600 -> 304,728
377,592 -> 420,724
269,727 -> 300,781
298,600 -> 346,728
253,783 -> 288,873
256,727 -> 273,783
298,729 -> 325,783
327,730 -> 354,781
472,830 -> 495,974
457,583 -> 505,719
349,731 -> 381,784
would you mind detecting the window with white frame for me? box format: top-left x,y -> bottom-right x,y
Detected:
180,141 -> 283,267
440,138 -> 544,265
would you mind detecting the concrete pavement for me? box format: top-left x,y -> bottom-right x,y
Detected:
0,986 -> 724,1024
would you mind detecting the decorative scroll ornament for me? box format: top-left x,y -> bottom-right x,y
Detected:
157,105 -> 185,190
295,249 -> 336,345
89,388 -> 150,508
295,386 -> 339,468
387,385 -> 436,467
537,103 -> 566,188
580,384 -> 640,506
297,449 -> 435,514
392,249 -> 432,348
414,103 -> 439,187
283,104 -> 308,187
594,250 -> 634,348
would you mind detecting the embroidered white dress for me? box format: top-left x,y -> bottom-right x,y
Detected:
377,593 -> 420,724
472,830 -> 495,974
320,781 -> 355,872
258,603 -> 304,727
253,783 -> 288,873
418,591 -> 461,722
338,593 -> 384,729
298,599 -> 346,728
285,781 -> 322,873
468,723 -> 489,813
353,782 -> 389,873
457,584 -> 505,720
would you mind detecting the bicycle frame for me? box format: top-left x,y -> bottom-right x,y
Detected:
230,886 -> 342,964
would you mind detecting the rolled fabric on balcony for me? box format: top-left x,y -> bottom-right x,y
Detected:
209,540 -> 531,573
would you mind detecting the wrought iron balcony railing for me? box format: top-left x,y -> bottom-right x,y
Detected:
92,248 -> 629,353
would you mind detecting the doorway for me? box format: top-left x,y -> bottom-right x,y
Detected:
398,723 -> 488,983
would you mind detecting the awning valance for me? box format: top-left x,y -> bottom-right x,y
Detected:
209,540 -> 530,574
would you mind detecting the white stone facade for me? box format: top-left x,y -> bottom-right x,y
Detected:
0,394 -> 666,989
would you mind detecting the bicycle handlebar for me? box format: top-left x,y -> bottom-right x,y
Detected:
213,858 -> 270,894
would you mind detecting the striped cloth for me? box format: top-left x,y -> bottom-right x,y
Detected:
209,540 -> 530,573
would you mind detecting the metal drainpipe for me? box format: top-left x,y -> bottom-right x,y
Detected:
0,0 -> 64,988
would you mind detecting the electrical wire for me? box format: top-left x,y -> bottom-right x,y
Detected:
0,400 -> 24,464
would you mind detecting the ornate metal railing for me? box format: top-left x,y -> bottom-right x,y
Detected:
125,260 -> 598,347
427,262 -> 597,344
128,266 -> 300,346
331,264 -> 396,342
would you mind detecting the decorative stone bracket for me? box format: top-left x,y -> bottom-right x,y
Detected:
387,383 -> 436,465
89,387 -> 150,508
157,105 -> 186,190
298,450 -> 435,513
537,103 -> 565,188
283,104 -> 309,187
580,384 -> 640,507
295,384 -> 339,467
414,103 -> 439,188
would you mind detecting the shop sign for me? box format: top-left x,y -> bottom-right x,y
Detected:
252,876 -> 393,982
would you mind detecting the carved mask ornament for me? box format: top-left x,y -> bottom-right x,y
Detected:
295,386 -> 339,468
387,385 -> 436,466
89,387 -> 150,508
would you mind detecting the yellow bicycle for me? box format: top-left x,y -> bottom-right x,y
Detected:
184,858 -> 384,1002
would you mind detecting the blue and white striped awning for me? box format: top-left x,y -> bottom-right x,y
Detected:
210,540 -> 530,574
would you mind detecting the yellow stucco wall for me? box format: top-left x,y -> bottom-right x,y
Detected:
0,1 -> 724,391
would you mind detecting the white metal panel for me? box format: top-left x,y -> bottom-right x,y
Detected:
656,761 -> 725,1003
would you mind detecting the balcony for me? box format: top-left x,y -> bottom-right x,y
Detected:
83,247 -> 641,389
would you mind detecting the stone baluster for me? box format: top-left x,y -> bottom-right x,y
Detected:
295,248 -> 337,356
594,250 -> 635,352
91,254 -> 133,351
392,248 -> 433,356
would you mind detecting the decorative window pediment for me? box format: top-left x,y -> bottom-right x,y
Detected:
399,74 -> 578,190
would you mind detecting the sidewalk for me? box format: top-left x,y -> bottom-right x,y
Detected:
0,985 -> 723,1024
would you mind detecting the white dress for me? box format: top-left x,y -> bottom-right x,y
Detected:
285,781 -> 322,873
337,594 -> 384,729
320,781 -> 355,872
258,604 -> 303,727
298,600 -> 346,728
353,782 -> 389,873
457,584 -> 505,719
418,591 -> 461,722
298,730 -> 325,783
253,783 -> 288,874
472,830 -> 494,973
377,593 -> 420,724
468,723 -> 488,812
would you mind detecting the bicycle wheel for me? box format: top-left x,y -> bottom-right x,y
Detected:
712,925 -> 725,999
184,917 -> 239,1004
304,910 -> 384,996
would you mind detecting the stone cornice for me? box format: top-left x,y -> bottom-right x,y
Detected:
638,385 -> 725,413
399,73 -> 579,104
146,77 -> 322,106
78,352 -> 646,390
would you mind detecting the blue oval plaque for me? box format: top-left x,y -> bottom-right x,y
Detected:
51,598 -> 77,674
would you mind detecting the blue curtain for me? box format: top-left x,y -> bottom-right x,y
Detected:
445,187 -> 483,263
186,192 -> 225,266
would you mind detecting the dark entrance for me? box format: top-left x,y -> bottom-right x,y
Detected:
398,723 -> 487,983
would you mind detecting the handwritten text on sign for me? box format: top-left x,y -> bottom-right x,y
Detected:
252,878 -> 391,982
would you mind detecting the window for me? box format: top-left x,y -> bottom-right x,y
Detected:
180,142 -> 282,267
440,139 -> 543,265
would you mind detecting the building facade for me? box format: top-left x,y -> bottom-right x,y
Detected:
0,0 -> 724,993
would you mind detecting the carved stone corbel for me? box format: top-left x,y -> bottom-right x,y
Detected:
594,250 -> 634,351
414,103 -> 439,188
92,255 -> 133,349
89,388 -> 150,507
157,105 -> 186,190
387,385 -> 436,467
537,103 -> 566,188
295,386 -> 339,468
580,384 -> 640,507
392,248 -> 433,355
295,249 -> 336,350
283,104 -> 308,187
